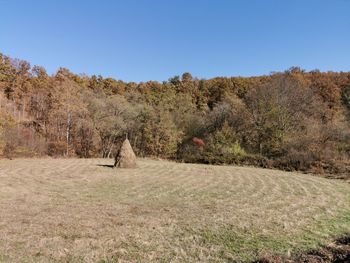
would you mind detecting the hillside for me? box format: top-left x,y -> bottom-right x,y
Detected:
1,52 -> 350,175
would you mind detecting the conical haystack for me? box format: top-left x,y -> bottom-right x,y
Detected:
114,139 -> 137,168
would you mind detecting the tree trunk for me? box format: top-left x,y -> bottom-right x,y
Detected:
66,112 -> 71,156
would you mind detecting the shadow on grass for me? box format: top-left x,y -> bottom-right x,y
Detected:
97,164 -> 114,168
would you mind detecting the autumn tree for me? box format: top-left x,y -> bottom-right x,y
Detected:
89,94 -> 139,158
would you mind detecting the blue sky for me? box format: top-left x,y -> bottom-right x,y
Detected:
1,0 -> 349,82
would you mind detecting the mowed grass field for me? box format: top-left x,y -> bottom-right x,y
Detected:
0,158 -> 349,262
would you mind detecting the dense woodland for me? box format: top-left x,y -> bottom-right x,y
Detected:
1,53 -> 350,175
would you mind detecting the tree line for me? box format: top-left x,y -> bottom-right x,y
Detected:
1,53 -> 350,175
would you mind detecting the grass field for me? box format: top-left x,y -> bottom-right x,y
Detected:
0,158 -> 349,262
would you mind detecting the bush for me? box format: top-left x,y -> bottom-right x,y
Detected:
3,142 -> 16,159
203,121 -> 247,164
47,141 -> 67,156
179,121 -> 249,165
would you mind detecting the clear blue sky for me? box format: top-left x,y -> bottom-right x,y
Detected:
1,0 -> 349,82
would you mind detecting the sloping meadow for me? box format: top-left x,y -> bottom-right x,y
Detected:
0,158 -> 349,262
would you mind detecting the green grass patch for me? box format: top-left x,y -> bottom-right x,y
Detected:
189,210 -> 350,262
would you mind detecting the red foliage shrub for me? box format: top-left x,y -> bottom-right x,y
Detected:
192,137 -> 205,147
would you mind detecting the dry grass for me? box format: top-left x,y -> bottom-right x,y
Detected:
0,158 -> 349,262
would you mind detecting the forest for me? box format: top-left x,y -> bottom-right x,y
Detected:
1,52 -> 350,175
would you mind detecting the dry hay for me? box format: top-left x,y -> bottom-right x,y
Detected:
114,138 -> 137,168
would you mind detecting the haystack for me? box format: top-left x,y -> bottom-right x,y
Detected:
114,138 -> 137,168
